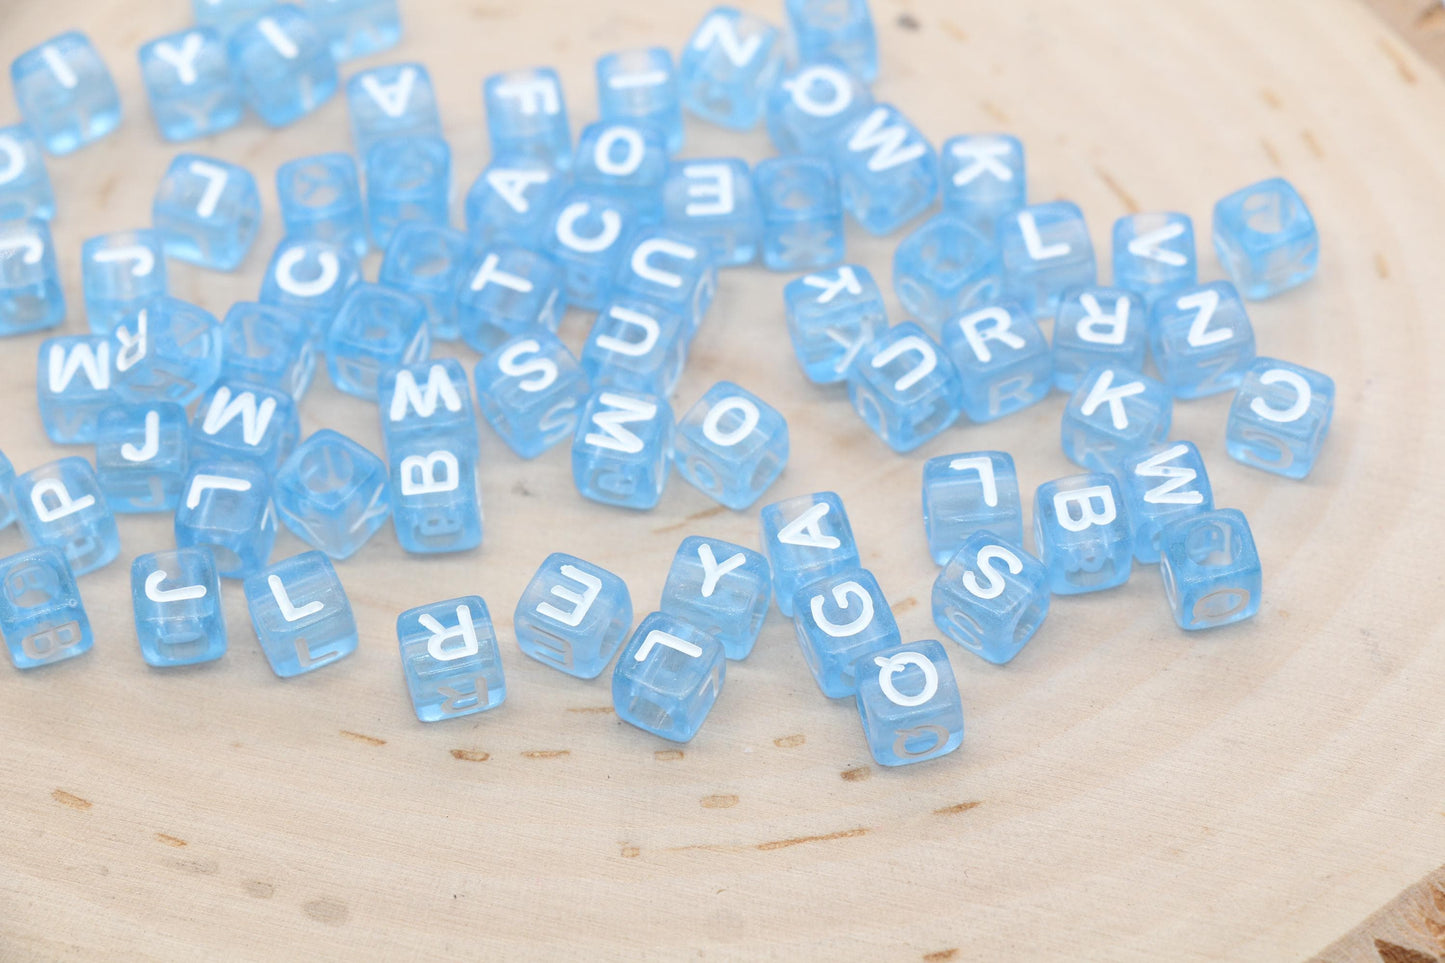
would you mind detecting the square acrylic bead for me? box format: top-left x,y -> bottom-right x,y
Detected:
302,0 -> 401,62
152,154 -> 261,271
0,451 -> 15,529
364,135 -> 450,248
1150,281 -> 1257,399
36,336 -> 113,443
10,32 -> 121,155
175,460 -> 277,578
783,263 -> 886,384
0,124 -> 55,221
387,434 -> 483,554
228,6 -> 338,127
259,237 -> 361,337
379,222 -> 471,341
833,103 -> 939,235
661,158 -> 761,267
616,229 -> 718,336
138,28 -> 242,141
786,0 -> 878,82
378,359 -> 477,455
679,6 -> 785,131
596,47 -> 683,154
81,229 -> 167,334
276,153 -> 367,258
220,302 -> 316,401
580,297 -> 689,397
674,381 -> 789,511
759,491 -> 859,617
792,567 -> 901,698
573,122 -> 668,221
545,188 -> 637,310
941,302 -> 1051,422
275,430 -> 391,560
1159,509 -> 1261,630
855,640 -> 964,766
190,381 -> 300,472
111,296 -> 224,406
612,611 -> 726,743
1226,358 -> 1334,479
1117,441 -> 1214,565
1032,473 -> 1132,595
484,66 -> 571,170
1051,286 -> 1147,392
1112,212 -> 1196,310
324,283 -> 429,398
0,547 -> 91,669
95,402 -> 188,514
243,550 -> 357,677
932,535 -> 1049,665
941,134 -> 1026,235
893,214 -> 1002,334
13,458 -> 120,576
465,159 -> 566,250
397,596 -> 507,722
999,201 -> 1097,319
131,548 -> 226,667
921,451 -> 1023,565
513,552 -> 632,678
755,156 -> 845,271
659,536 -> 771,660
765,61 -> 871,157
0,218 -> 64,335
847,322 -> 963,453
473,330 -> 591,459
1061,366 -> 1172,474
572,388 -> 673,510
456,245 -> 566,354
1212,177 -> 1318,299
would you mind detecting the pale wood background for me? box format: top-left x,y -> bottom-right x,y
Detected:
1,0 -> 1441,959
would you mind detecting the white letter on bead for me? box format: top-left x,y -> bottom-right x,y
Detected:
1250,369 -> 1312,423
153,33 -> 206,85
1135,444 -> 1203,505
1053,486 -> 1118,533
778,501 -> 840,549
399,451 -> 459,495
958,306 -> 1025,363
697,544 -> 745,598
810,580 -> 875,638
1177,288 -> 1231,348
802,265 -> 861,304
1076,293 -> 1131,345
630,238 -> 696,289
1080,369 -> 1145,431
681,163 -> 735,217
537,565 -> 602,627
360,66 -> 417,117
1018,210 -> 1069,261
701,396 -> 759,447
961,544 -> 1022,600
29,478 -> 95,522
420,606 -> 480,661
634,628 -> 702,661
874,651 -> 939,707
275,246 -> 339,298
948,455 -> 999,506
585,393 -> 657,454
556,201 -> 622,254
468,252 -> 533,294
870,335 -> 936,392
389,364 -> 462,422
202,385 -> 277,445
593,126 -> 645,177
497,339 -> 557,392
846,107 -> 925,173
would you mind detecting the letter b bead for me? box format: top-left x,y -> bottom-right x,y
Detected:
243,551 -> 357,677
674,381 -> 789,510
397,596 -> 507,722
931,533 -> 1049,665
855,640 -> 964,767
1033,473 -> 1132,595
131,548 -> 226,667
514,553 -> 632,678
1159,509 -> 1261,630
1226,358 -> 1334,479
660,536 -> 771,660
612,612 -> 726,743
0,547 -> 92,669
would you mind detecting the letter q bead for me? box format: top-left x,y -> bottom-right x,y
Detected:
397,596 -> 507,722
855,640 -> 963,767
673,381 -> 789,511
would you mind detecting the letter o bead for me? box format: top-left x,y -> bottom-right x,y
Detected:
397,596 -> 506,722
674,381 -> 789,511
514,553 -> 632,679
855,640 -> 964,767
1158,509 -> 1261,631
931,534 -> 1049,665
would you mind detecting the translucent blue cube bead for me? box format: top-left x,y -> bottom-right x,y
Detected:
855,640 -> 964,767
228,6 -> 338,127
1052,286 -> 1147,392
175,460 -> 277,578
893,214 -> 1002,334
36,335 -> 114,443
759,491 -> 859,617
545,188 -> 637,310
190,381 -> 300,472
0,218 -> 64,335
301,0 -> 401,62
379,222 -> 471,341
679,7 -> 786,131
1117,441 -> 1214,565
111,296 -> 224,406
832,103 -> 938,235
387,434 -> 483,555
193,0 -> 273,38
999,201 -> 1096,319
0,451 -> 15,529
1159,509 -> 1261,631
612,611 -> 726,743
941,134 -> 1026,235
0,125 -> 55,221
324,283 -> 429,398
1226,358 -> 1334,479
220,302 -> 316,401
1061,366 -> 1172,474
674,381 -> 789,511
397,596 -> 507,722
474,330 -> 590,459
138,27 -> 242,141
464,159 -> 566,250
95,402 -> 188,513
755,156 -> 844,272
792,567 -> 901,698
941,301 -> 1051,422
617,229 -> 718,337
456,245 -> 566,354
1212,177 -> 1318,299
259,237 -> 361,337
596,48 -> 683,154
243,550 -> 357,677
1150,281 -> 1257,399
572,388 -> 673,510
921,451 -> 1022,566
783,263 -> 886,384
81,229 -> 167,334
151,154 -> 261,271
932,535 -> 1049,665
484,66 -> 571,170
572,123 -> 668,224
786,0 -> 878,82
1032,473 -> 1132,595
276,153 -> 367,258
1112,212 -> 1196,310
847,322 -> 963,453
660,536 -> 771,660
661,158 -> 761,267
13,457 -> 121,576
10,32 -> 121,155
0,547 -> 91,669
378,359 -> 477,456
275,430 -> 391,560
131,548 -> 226,667
514,553 -> 632,678
365,135 -> 449,248
765,61 -> 871,156
580,297 -> 688,397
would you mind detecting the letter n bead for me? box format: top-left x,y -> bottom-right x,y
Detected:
397,596 -> 507,722
1150,281 -> 1256,399
931,533 -> 1049,665
793,568 -> 901,697
131,548 -> 226,667
660,536 -> 771,660
679,7 -> 786,130
0,546 -> 92,669
1032,473 -> 1132,595
847,322 -> 963,453
513,553 -> 632,678
1158,509 -> 1261,631
856,640 -> 964,766
759,491 -> 859,617
572,388 -> 673,510
13,457 -> 121,576
674,381 -> 789,511
243,551 -> 357,677
613,612 -> 726,743
1226,358 -> 1334,479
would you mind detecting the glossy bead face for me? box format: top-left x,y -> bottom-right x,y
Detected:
378,359 -> 477,455
754,156 -> 844,272
0,547 -> 91,669
764,61 -> 871,156
301,0 -> 401,61
783,263 -> 886,384
259,237 -> 361,337
10,31 -> 122,155
580,297 -> 689,397
833,103 -> 939,235
572,122 -> 669,221
464,159 -> 566,250
0,125 -> 55,222
847,322 -> 963,453
1150,281 -> 1257,399
596,47 -> 683,154
1117,441 -> 1214,565
36,336 -> 113,444
571,388 -> 673,511
661,158 -> 761,267
174,460 -> 277,578
151,154 -> 261,271
1060,366 -> 1172,474
758,491 -> 859,617
220,302 -> 316,401
1112,212 -> 1196,310
940,301 -> 1051,422
276,153 -> 367,258
616,229 -> 718,337
999,201 -> 1096,319
1051,286 -> 1147,392
921,451 -> 1022,566
514,553 -> 632,679
364,135 -> 450,248
13,458 -> 120,577
397,596 -> 507,722
941,134 -> 1026,235
1225,358 -> 1334,479
855,640 -> 964,767
111,297 -> 224,406
484,66 -> 571,170
324,283 -> 429,398
474,330 -> 591,459
674,381 -> 789,511
679,6 -> 786,131
1212,177 -> 1318,299
1159,509 -> 1261,630
274,430 -> 391,560
81,229 -> 167,334
243,551 -> 357,677
792,567 -> 901,698
228,6 -> 338,127
131,548 -> 226,667
785,0 -> 878,82
95,402 -> 189,514
138,28 -> 242,141
378,222 -> 471,342
1032,473 -> 1132,595
190,381 -> 300,472
455,245 -> 566,354
612,611 -> 726,743
893,215 -> 1002,334
0,218 -> 64,335
659,536 -> 771,660
387,434 -> 483,555
545,188 -> 637,310
931,535 -> 1049,665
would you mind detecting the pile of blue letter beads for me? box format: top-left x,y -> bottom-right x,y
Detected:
0,0 -> 1337,768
